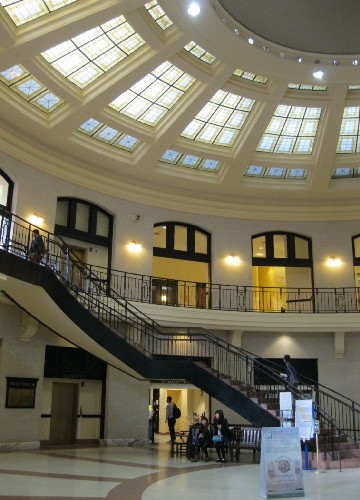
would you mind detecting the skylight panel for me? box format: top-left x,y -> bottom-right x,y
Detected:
41,16 -> 145,89
233,69 -> 268,84
0,64 -> 63,113
2,0 -> 78,26
337,106 -> 360,153
245,165 -> 306,179
349,85 -> 360,91
145,1 -> 173,30
181,90 -> 255,147
288,83 -> 327,91
108,62 -> 195,127
78,118 -> 140,152
184,42 -> 216,64
257,104 -> 321,154
160,149 -> 221,172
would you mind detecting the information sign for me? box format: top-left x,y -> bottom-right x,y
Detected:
259,427 -> 305,498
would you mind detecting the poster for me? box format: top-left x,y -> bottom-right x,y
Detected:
295,399 -> 314,441
259,427 -> 305,498
280,391 -> 293,426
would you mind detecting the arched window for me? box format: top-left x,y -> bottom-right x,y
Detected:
152,222 -> 211,307
0,169 -> 14,211
251,231 -> 313,312
55,198 -> 113,274
352,235 -> 360,287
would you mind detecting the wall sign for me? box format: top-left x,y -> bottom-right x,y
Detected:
6,377 -> 38,408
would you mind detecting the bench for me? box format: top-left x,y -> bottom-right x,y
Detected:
227,426 -> 262,462
171,440 -> 187,457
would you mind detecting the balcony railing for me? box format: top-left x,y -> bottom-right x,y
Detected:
86,265 -> 360,313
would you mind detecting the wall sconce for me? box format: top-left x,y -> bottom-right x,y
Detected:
327,256 -> 341,267
28,214 -> 44,226
226,254 -> 241,265
128,241 -> 142,253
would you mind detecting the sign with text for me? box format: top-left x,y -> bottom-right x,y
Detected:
295,399 -> 314,441
259,427 -> 305,499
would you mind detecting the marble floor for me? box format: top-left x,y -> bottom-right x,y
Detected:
0,436 -> 359,499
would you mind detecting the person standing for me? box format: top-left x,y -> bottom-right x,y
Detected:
29,228 -> 44,263
283,354 -> 299,396
165,396 -> 176,443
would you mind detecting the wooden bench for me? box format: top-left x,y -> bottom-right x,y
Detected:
171,440 -> 187,457
227,426 -> 262,462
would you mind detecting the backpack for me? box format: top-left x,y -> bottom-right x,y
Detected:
173,404 -> 181,419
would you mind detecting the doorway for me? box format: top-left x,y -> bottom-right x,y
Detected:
49,382 -> 78,444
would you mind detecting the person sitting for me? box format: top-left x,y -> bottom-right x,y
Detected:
195,416 -> 212,462
186,419 -> 200,461
212,409 -> 230,463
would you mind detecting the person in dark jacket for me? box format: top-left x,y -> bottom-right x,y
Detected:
195,416 -> 212,461
212,409 -> 230,463
29,229 -> 44,263
187,419 -> 200,461
283,354 -> 299,398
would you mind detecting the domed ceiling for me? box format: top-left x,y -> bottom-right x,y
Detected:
1,0 -> 360,220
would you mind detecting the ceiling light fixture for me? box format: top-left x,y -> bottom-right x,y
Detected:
263,45 -> 269,52
333,59 -> 340,66
279,52 -> 285,58
225,254 -> 240,265
187,2 -> 200,16
248,37 -> 254,45
297,56 -> 303,63
313,70 -> 324,79
234,28 -> 240,35
352,59 -> 359,66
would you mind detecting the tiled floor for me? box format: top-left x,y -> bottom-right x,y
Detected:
0,436 -> 359,499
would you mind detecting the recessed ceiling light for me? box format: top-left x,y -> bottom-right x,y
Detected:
234,28 -> 240,35
333,60 -> 340,66
297,56 -> 303,63
352,59 -> 359,66
263,45 -> 269,52
313,70 -> 324,79
248,37 -> 254,45
279,52 -> 285,58
315,59 -> 321,64
187,2 -> 200,16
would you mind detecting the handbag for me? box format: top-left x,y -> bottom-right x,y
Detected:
212,435 -> 224,443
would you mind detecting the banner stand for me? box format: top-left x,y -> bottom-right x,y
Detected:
313,421 -> 326,474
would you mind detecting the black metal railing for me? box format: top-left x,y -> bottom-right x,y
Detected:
1,208 -> 359,447
80,264 -> 360,314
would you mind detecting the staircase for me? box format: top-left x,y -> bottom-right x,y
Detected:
1,208 -> 360,467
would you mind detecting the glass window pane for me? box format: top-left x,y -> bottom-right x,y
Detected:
174,225 -> 187,251
354,237 -> 360,258
55,200 -> 69,226
252,236 -> 266,258
274,235 -> 287,258
75,203 -> 89,232
96,211 -> 109,237
195,231 -> 207,254
0,175 -> 9,206
153,225 -> 166,248
295,237 -> 309,259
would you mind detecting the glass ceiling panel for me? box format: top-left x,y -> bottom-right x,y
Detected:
257,105 -> 321,154
78,118 -> 140,153
160,149 -> 221,172
41,16 -> 144,89
233,69 -> 268,84
332,167 -> 360,178
181,90 -> 255,147
184,42 -> 216,64
336,106 -> 360,153
288,83 -> 327,91
2,0 -> 77,26
145,1 -> 173,30
108,61 -> 195,127
245,165 -> 307,179
0,64 -> 63,113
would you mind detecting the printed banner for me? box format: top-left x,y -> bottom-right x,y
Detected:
259,427 -> 305,498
